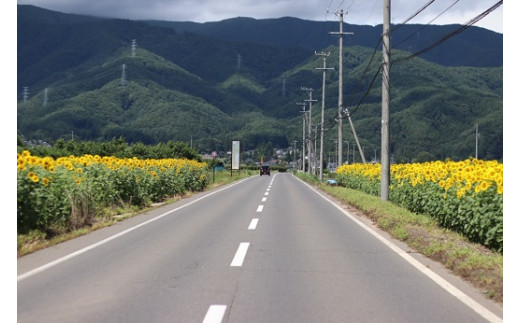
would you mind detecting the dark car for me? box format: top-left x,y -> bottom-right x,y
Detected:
260,165 -> 270,176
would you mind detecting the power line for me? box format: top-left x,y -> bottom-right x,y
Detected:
328,0 -> 500,124
393,0 -> 461,49
393,0 -> 503,64
391,0 -> 437,33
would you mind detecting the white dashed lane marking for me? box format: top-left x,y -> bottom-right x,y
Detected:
230,242 -> 250,267
203,305 -> 226,323
248,218 -> 259,230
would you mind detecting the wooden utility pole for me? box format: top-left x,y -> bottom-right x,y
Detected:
330,9 -> 353,166
297,102 -> 307,172
302,87 -> 317,175
381,0 -> 391,201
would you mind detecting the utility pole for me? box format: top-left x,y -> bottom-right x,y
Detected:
316,51 -> 333,181
313,124 -> 319,176
329,11 -> 366,166
346,140 -> 350,164
282,79 -> 286,97
331,139 -> 338,169
237,54 -> 242,70
297,102 -> 307,172
302,87 -> 317,175
293,140 -> 298,168
330,9 -> 353,166
381,0 -> 391,201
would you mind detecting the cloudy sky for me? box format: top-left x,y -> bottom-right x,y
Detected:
16,0 -> 504,33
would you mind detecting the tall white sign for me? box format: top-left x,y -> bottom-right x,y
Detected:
232,141 -> 240,170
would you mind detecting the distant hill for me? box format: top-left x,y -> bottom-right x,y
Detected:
17,5 -> 502,161
148,16 -> 503,68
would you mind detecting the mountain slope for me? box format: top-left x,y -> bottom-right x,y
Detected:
17,5 -> 503,161
148,16 -> 503,68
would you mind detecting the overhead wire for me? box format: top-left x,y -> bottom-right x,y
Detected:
317,0 -> 447,138
391,0 -> 436,33
341,0 -> 439,118
393,0 -> 503,64
331,0 -> 496,120
311,0 -> 502,147
393,0 -> 461,49
309,0 -> 467,139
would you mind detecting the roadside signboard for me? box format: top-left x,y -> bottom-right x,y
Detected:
231,141 -> 240,170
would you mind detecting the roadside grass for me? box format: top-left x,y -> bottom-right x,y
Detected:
17,169 -> 256,257
296,172 -> 503,304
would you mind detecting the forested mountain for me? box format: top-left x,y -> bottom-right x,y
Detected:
17,5 -> 503,161
149,16 -> 502,68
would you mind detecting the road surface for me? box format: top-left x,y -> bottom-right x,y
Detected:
18,173 -> 503,322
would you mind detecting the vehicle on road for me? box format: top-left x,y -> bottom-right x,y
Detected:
260,165 -> 270,176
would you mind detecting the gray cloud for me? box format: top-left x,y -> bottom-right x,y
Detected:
17,0 -> 503,33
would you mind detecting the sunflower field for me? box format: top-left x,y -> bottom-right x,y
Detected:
335,159 -> 503,252
17,151 -> 208,234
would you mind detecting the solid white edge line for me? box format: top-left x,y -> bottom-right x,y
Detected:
18,177 -> 255,282
294,175 -> 502,323
248,218 -> 259,230
256,205 -> 264,212
230,242 -> 250,267
203,305 -> 226,323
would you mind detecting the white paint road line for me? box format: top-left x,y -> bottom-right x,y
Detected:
261,197 -> 267,202
264,192 -> 269,196
17,177 -> 255,282
230,242 -> 250,267
294,175 -> 502,323
248,218 -> 259,230
256,205 -> 264,212
203,305 -> 227,323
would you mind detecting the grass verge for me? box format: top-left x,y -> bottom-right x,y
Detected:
17,169 -> 256,257
296,172 -> 503,304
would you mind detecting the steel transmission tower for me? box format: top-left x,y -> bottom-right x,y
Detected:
131,39 -> 137,57
43,88 -> 48,107
22,87 -> 29,102
121,64 -> 127,86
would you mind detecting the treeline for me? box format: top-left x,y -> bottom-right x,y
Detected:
17,136 -> 202,161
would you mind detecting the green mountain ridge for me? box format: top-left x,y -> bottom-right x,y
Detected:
17,5 -> 503,162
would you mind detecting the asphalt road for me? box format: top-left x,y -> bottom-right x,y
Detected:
17,173 -> 503,322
